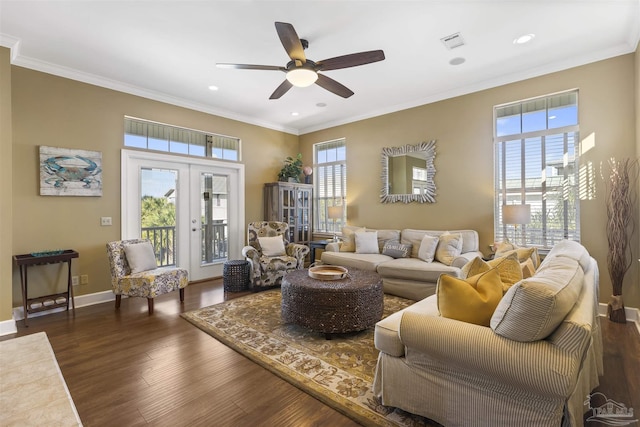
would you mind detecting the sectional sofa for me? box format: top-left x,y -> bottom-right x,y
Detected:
321,227 -> 483,300
372,239 -> 602,427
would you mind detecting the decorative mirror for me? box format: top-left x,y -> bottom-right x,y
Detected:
380,140 -> 436,203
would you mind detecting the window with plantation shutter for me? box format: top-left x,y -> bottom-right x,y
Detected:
314,139 -> 346,233
494,90 -> 580,249
124,117 -> 240,161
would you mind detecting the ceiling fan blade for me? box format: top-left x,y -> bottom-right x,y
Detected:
216,63 -> 285,71
269,80 -> 294,99
315,74 -> 354,98
275,22 -> 306,63
316,50 -> 385,71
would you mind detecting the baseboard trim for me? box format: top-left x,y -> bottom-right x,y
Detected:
0,318 -> 18,336
598,303 -> 640,335
1,291 -> 116,336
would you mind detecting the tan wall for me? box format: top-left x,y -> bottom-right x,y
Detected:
4,50 -> 638,320
300,54 -> 639,308
7,67 -> 297,311
0,48 -> 14,322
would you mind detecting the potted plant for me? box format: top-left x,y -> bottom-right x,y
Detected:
278,153 -> 303,182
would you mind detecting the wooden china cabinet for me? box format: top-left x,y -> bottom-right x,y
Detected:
264,182 -> 313,248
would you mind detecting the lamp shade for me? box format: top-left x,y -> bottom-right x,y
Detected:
286,68 -> 318,87
327,206 -> 343,220
502,204 -> 531,225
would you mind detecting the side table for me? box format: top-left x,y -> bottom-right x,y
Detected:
309,240 -> 331,263
223,259 -> 250,292
13,250 -> 79,326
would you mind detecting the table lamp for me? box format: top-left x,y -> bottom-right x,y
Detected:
327,205 -> 344,242
502,204 -> 531,245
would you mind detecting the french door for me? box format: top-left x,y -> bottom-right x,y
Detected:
121,150 -> 245,281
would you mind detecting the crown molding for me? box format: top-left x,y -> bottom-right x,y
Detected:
0,37 -> 299,136
298,41 -> 638,134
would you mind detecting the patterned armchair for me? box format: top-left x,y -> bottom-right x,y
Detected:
242,221 -> 309,289
106,239 -> 189,314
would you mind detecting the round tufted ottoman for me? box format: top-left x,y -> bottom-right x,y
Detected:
281,267 -> 383,337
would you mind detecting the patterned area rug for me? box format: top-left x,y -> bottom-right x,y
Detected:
181,289 -> 439,427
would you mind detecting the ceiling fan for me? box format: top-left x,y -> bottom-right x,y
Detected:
216,22 -> 385,99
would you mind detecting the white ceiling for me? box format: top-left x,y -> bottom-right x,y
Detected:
1,1 -> 638,135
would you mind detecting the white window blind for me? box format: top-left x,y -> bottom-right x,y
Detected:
124,117 -> 240,161
314,139 -> 346,233
494,90 -> 580,248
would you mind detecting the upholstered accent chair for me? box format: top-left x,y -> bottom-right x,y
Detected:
242,221 -> 309,289
106,239 -> 189,314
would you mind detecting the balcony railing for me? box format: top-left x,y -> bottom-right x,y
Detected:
142,226 -> 177,266
202,221 -> 228,263
142,223 -> 229,267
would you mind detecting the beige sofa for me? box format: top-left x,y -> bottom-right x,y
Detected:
321,228 -> 483,300
372,240 -> 603,427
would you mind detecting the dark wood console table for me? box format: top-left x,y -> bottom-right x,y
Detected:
13,250 -> 79,326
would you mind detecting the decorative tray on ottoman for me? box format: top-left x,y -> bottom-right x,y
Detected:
308,265 -> 349,280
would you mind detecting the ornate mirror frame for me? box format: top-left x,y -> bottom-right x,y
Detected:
380,140 -> 436,203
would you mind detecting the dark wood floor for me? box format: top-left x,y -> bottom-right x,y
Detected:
2,280 -> 639,427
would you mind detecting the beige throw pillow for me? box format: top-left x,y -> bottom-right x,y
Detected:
418,234 -> 439,263
490,256 -> 584,342
355,231 -> 379,254
340,227 -> 365,252
258,235 -> 286,256
435,232 -> 463,265
124,241 -> 157,273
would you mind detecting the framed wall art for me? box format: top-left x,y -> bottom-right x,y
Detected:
39,146 -> 103,196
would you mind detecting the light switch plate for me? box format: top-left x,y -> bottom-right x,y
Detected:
101,217 -> 112,226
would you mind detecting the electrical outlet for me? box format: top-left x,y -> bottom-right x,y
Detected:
80,275 -> 89,285
101,217 -> 112,226
72,276 -> 79,286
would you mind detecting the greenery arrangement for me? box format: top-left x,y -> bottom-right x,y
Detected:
278,153 -> 303,182
602,157 -> 639,323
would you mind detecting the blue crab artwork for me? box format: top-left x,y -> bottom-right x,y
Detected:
43,155 -> 102,189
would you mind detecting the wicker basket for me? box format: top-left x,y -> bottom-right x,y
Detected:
223,260 -> 250,292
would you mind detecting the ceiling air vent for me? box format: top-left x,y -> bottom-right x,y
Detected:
441,32 -> 465,50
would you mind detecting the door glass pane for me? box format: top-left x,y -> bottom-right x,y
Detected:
201,173 -> 228,264
140,168 -> 177,266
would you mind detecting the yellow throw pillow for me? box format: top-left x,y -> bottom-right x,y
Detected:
340,226 -> 365,252
460,256 -> 490,278
500,247 -> 540,269
487,253 -> 523,292
461,254 -> 523,293
437,268 -> 504,326
521,258 -> 536,278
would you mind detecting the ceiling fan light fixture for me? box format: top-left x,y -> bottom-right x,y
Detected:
286,68 -> 318,87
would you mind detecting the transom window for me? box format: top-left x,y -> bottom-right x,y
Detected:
494,90 -> 580,248
314,139 -> 346,233
124,117 -> 240,161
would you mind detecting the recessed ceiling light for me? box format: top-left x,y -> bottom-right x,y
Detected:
449,57 -> 466,66
291,112 -> 299,116
513,34 -> 535,45
208,85 -> 219,91
316,103 -> 327,108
